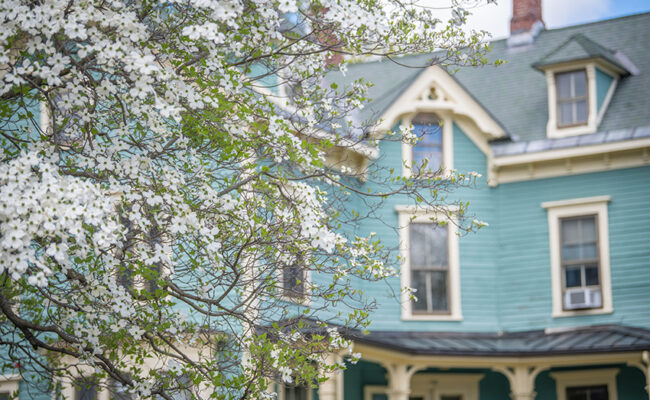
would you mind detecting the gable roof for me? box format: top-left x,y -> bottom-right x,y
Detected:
532,33 -> 629,73
335,12 -> 650,143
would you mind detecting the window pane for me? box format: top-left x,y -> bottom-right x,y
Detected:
430,270 -> 448,311
581,217 -> 597,242
410,223 -> 447,268
567,386 -> 608,400
75,378 -> 98,400
412,114 -> 442,173
411,270 -> 428,311
561,219 -> 579,245
565,266 -> 582,288
427,225 -> 448,267
589,386 -> 609,400
558,101 -> 574,125
580,243 -> 598,259
576,99 -> 588,123
556,73 -> 572,99
0,393 -> 9,400
283,264 -> 304,296
409,224 -> 428,267
573,71 -> 587,96
585,264 -> 600,286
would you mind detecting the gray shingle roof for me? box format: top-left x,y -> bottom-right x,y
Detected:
532,33 -> 628,72
344,325 -> 650,356
333,12 -> 650,143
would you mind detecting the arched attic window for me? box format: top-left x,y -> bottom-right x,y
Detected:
411,113 -> 443,174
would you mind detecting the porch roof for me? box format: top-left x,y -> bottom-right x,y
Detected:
344,324 -> 650,357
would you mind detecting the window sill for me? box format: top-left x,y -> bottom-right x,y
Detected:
401,313 -> 463,322
552,306 -> 613,318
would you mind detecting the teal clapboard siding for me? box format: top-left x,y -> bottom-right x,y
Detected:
360,116 -> 650,333
596,68 -> 614,112
494,165 -> 650,331
358,122 -> 500,332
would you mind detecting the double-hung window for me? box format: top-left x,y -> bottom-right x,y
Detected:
560,215 -> 602,310
409,223 -> 449,313
396,206 -> 461,321
556,70 -> 588,127
282,262 -> 306,300
543,196 -> 612,317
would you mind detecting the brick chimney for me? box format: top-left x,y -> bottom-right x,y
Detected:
510,0 -> 545,34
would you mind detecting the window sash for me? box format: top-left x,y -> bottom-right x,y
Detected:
556,70 -> 588,126
411,113 -> 443,172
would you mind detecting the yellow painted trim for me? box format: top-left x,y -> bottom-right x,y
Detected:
551,368 -> 619,400
353,342 -> 647,369
396,207 -> 462,321
544,197 -> 613,318
493,137 -> 650,167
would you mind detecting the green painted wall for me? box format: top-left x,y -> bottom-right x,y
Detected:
343,360 -> 388,400
596,68 -> 614,112
479,371 -> 510,400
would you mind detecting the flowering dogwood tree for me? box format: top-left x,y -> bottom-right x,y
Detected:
0,0 -> 494,398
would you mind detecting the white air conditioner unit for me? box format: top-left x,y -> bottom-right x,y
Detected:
564,288 -> 602,310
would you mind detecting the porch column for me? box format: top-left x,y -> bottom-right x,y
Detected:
629,351 -> 650,400
495,366 -> 545,400
319,353 -> 339,400
385,364 -> 421,400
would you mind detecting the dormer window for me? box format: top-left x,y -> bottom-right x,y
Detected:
533,34 -> 635,138
556,70 -> 588,127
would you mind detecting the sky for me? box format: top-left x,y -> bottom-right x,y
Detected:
431,0 -> 650,39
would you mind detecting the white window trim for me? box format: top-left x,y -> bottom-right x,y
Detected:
551,368 -> 619,400
542,195 -> 613,318
545,62 -> 619,139
401,111 -> 454,178
0,374 -> 20,398
396,205 -> 462,321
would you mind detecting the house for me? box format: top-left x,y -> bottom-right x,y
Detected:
315,2 -> 650,400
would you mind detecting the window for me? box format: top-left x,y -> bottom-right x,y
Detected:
401,113 -> 452,179
567,385 -> 609,400
542,196 -> 613,317
282,262 -> 306,300
283,385 -> 310,400
551,369 -> 618,400
560,215 -> 602,310
409,223 -> 449,313
411,113 -> 443,174
396,206 -> 461,321
556,70 -> 588,127
75,377 -> 98,400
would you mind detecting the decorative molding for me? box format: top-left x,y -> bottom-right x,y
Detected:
372,65 -> 506,144
490,138 -> 650,186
